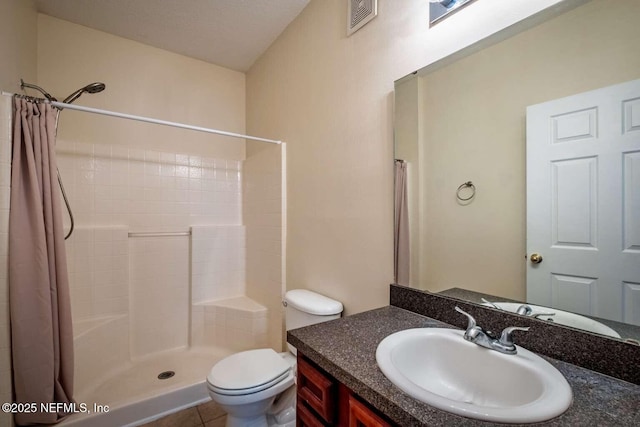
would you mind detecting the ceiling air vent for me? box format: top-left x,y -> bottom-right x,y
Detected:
347,0 -> 378,36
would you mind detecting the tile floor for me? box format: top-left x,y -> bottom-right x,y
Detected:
140,399 -> 226,427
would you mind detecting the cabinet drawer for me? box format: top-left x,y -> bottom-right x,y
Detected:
297,356 -> 336,424
348,394 -> 392,427
296,400 -> 326,427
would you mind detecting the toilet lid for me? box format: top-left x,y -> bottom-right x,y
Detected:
207,349 -> 291,392
208,370 -> 292,396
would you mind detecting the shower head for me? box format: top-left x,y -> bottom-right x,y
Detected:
62,82 -> 106,104
84,82 -> 106,93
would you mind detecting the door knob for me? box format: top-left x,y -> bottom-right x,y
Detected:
530,253 -> 543,264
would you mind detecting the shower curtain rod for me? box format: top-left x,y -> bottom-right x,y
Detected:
1,91 -> 282,145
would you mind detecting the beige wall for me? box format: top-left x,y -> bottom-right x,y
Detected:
0,0 -> 37,92
37,14 -> 246,159
246,0 -> 571,315
414,0 -> 640,299
0,1 -> 37,426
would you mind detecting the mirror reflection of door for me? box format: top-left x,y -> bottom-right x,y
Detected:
526,79 -> 640,325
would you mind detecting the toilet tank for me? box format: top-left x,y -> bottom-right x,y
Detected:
284,289 -> 343,355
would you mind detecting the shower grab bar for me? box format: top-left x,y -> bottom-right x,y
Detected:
2,91 -> 283,145
128,231 -> 191,238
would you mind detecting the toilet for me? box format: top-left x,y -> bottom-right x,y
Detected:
206,289 -> 343,427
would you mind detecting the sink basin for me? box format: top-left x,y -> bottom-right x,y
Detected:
376,328 -> 572,423
481,302 -> 621,338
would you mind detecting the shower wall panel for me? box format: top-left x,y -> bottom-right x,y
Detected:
55,140 -> 242,231
243,142 -> 286,351
56,140 -> 243,358
130,236 -> 189,358
192,225 -> 246,303
192,296 -> 267,351
65,226 -> 129,321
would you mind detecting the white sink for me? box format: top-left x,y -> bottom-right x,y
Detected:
481,302 -> 621,338
376,328 -> 572,423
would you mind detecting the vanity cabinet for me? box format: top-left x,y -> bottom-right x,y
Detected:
296,353 -> 394,427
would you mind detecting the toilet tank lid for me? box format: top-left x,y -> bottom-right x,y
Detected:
284,289 -> 343,315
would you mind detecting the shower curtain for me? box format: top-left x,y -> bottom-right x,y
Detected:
394,159 -> 410,286
9,97 -> 74,425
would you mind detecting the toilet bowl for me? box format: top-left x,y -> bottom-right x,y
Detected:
206,349 -> 296,427
206,290 -> 343,427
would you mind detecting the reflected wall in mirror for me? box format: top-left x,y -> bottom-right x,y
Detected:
394,0 -> 640,341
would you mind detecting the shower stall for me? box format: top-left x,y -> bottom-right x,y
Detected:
1,80 -> 286,426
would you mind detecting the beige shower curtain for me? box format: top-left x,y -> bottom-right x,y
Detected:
394,159 -> 410,286
9,97 -> 74,425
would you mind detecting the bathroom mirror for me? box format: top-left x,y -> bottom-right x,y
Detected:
393,0 -> 640,342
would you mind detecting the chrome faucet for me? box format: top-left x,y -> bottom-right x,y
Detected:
455,306 -> 529,355
481,298 -> 556,321
515,304 -> 556,320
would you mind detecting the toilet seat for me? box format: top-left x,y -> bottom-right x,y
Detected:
207,348 -> 292,397
208,370 -> 291,396
207,370 -> 295,407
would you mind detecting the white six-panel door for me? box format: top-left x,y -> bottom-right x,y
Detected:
526,79 -> 640,325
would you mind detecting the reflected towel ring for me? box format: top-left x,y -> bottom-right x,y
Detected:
457,181 -> 476,201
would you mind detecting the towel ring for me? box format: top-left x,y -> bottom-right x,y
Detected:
457,181 -> 476,201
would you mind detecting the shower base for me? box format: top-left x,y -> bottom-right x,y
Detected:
59,346 -> 233,427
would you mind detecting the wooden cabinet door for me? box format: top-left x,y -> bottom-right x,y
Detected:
296,400 -> 326,427
348,395 -> 391,427
297,356 -> 336,424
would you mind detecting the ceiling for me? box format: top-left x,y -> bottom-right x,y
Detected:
35,0 -> 310,72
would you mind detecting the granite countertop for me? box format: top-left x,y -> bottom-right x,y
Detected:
287,306 -> 640,426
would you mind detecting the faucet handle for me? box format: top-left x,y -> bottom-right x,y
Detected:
532,312 -> 556,319
481,298 -> 502,310
499,326 -> 530,347
455,306 -> 477,331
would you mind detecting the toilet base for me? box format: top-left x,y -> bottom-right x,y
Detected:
225,414 -> 268,427
222,385 -> 296,427
225,416 -> 295,427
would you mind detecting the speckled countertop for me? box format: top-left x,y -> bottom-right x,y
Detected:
287,306 -> 640,426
